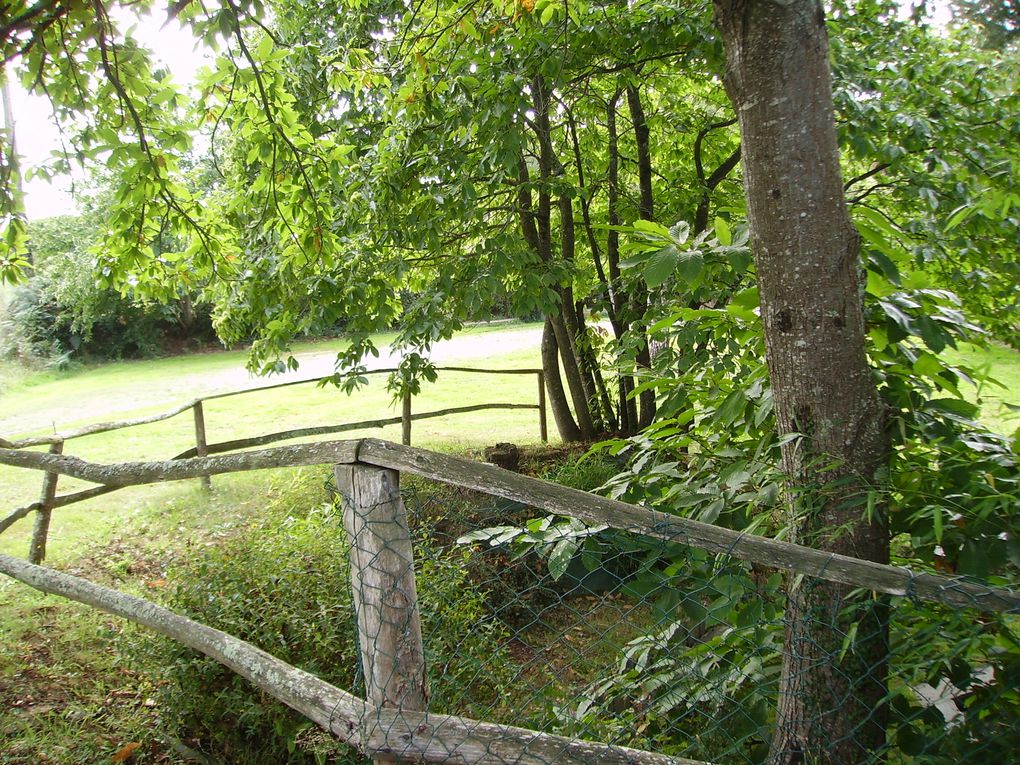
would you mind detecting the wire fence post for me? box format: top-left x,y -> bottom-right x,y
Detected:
192,400 -> 212,491
334,462 -> 427,761
28,440 -> 63,564
401,389 -> 412,446
537,370 -> 548,443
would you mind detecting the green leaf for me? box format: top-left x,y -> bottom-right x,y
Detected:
912,352 -> 944,377
838,620 -> 860,662
256,34 -> 274,59
713,388 -> 747,427
944,204 -> 975,231
924,398 -> 979,420
643,246 -> 677,288
714,216 -> 732,246
675,249 -> 704,286
668,220 -> 691,244
916,314 -> 947,353
548,538 -> 576,580
727,286 -> 760,320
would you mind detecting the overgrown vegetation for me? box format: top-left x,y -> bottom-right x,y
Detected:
0,210 -> 218,368
133,470 -> 513,764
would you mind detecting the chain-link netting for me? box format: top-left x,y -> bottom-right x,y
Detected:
326,470 -> 1020,765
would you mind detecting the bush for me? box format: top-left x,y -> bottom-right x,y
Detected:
0,214 -> 218,367
137,474 -> 512,764
0,281 -> 70,368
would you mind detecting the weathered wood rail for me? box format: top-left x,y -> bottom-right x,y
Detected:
0,553 -> 703,765
2,438 -> 1018,613
0,366 -> 546,562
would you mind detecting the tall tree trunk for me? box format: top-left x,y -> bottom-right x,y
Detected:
713,2 -> 891,763
549,310 -> 597,440
606,91 -> 639,434
626,84 -> 654,223
565,108 -> 620,433
625,84 -> 656,430
560,194 -> 603,433
542,317 -> 582,442
530,76 -> 597,440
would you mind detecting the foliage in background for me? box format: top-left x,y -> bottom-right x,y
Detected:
2,0 -> 1016,438
833,2 -> 1020,346
950,0 -> 1020,50
0,206 -> 217,366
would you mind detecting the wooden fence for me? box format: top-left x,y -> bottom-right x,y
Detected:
0,438 -> 1018,764
0,365 -> 546,563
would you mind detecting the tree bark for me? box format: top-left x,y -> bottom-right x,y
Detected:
518,78 -> 597,441
693,118 -> 741,235
549,311 -> 597,439
713,2 -> 891,763
606,91 -> 639,434
542,317 -> 583,442
625,83 -> 656,430
559,195 -> 603,433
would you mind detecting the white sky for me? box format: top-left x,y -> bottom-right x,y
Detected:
6,1 -> 954,221
7,9 -> 211,219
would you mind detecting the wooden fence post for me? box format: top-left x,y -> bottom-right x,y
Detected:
28,440 -> 63,564
334,462 -> 427,762
537,370 -> 548,443
401,389 -> 412,446
192,401 -> 212,491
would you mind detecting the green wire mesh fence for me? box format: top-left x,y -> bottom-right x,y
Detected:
324,466 -> 1020,765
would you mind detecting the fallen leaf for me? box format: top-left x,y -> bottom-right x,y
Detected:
112,741 -> 141,762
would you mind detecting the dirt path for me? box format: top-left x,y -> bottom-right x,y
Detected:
181,323 -> 542,393
0,324 -> 543,437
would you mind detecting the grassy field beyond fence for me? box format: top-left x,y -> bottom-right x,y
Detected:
0,324 -> 548,560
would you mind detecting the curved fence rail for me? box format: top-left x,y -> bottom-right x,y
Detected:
0,366 -> 546,563
0,438 -> 1018,764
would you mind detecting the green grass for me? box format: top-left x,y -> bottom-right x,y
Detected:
0,323 -> 546,560
0,467 -> 329,764
943,340 -> 1020,438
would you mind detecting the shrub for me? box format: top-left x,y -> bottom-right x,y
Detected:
0,214 -> 218,367
137,475 -> 512,764
0,281 -> 70,368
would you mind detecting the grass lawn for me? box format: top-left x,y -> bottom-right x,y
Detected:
943,340 -> 1020,438
0,322 -> 547,560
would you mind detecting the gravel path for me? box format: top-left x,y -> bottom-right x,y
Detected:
0,324 -> 543,436
185,323 -> 543,393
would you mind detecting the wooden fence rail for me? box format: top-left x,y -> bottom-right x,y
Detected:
0,366 -> 546,562
1,438 -> 1018,614
1,437 -> 1018,764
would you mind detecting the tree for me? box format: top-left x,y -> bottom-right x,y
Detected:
713,1 -> 890,762
1,0 -> 743,441
952,0 -> 1020,50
